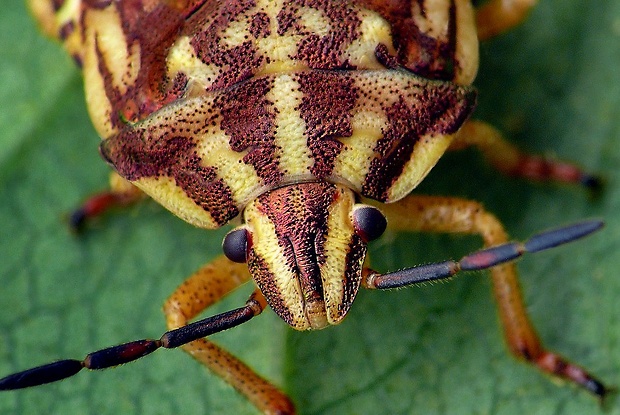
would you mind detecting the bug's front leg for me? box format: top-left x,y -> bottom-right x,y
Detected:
449,120 -> 601,190
69,172 -> 146,230
476,0 -> 538,40
163,255 -> 296,415
364,195 -> 607,398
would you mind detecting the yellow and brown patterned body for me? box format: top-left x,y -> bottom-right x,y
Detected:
34,0 -> 477,328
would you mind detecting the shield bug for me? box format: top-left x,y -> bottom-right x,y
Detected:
0,0 -> 615,413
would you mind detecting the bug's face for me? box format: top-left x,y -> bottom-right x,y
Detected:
223,181 -> 386,330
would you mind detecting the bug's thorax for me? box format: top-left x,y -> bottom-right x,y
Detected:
90,0 -> 479,232
242,182 -> 366,330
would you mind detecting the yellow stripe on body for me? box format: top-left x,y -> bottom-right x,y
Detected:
267,75 -> 314,178
320,187 -> 357,325
331,110 -> 387,193
386,132 -> 455,202
245,202 -> 308,330
412,0 -> 452,39
28,0 -> 81,39
454,0 -> 478,85
133,176 -> 218,229
193,101 -> 263,209
54,0 -> 80,28
90,7 -> 140,96
82,8 -> 116,138
343,9 -> 394,69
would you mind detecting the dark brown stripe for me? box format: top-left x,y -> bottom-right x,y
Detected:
295,72 -> 358,178
277,0 -> 361,69
83,0 -> 112,9
58,21 -> 75,41
100,125 -> 238,227
247,254 -> 295,326
190,0 -> 266,90
337,232 -> 366,321
51,0 -> 66,11
217,76 -> 281,185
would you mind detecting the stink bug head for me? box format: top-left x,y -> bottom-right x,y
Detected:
227,182 -> 386,331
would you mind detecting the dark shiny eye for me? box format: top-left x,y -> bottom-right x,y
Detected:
222,227 -> 250,263
352,205 -> 387,243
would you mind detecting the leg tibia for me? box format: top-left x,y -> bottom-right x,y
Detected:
163,256 -> 295,415
476,0 -> 538,40
373,196 -> 606,396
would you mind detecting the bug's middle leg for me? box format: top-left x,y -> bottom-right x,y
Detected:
449,120 -> 600,189
163,255 -> 295,415
365,195 -> 605,396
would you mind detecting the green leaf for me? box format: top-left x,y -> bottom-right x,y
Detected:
1,1 -> 619,414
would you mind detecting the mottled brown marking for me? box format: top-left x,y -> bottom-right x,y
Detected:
278,0 -> 361,69
296,72 -> 358,178
360,0 -> 460,81
362,83 -> 476,200
339,232 -> 366,319
189,0 -> 266,90
100,126 -> 238,226
249,12 -> 271,38
217,76 -> 281,185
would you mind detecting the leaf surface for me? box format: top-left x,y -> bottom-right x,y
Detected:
1,1 -> 619,414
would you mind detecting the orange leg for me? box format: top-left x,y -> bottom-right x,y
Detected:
450,120 -> 600,189
70,172 -> 145,230
163,255 -> 296,415
476,0 -> 538,40
364,195 -> 607,397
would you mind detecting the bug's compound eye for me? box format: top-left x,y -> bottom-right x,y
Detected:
222,227 -> 251,263
352,205 -> 387,243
